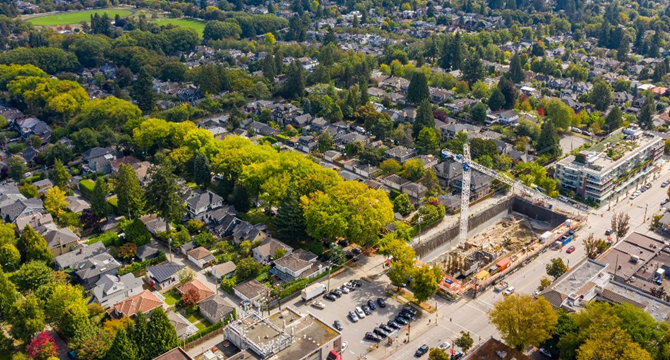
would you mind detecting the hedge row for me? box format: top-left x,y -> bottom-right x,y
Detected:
118,251 -> 167,275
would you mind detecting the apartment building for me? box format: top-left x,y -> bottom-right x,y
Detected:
555,126 -> 663,203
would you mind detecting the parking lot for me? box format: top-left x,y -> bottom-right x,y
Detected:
289,277 -> 414,358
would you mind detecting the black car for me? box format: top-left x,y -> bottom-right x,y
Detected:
365,332 -> 381,342
338,240 -> 349,248
395,316 -> 408,325
373,328 -> 388,338
377,298 -> 386,308
415,344 -> 429,357
353,279 -> 363,287
333,289 -> 343,297
362,305 -> 372,315
345,251 -> 355,259
324,293 -> 337,301
333,320 -> 343,331
367,300 -> 377,310
380,324 -> 394,333
387,320 -> 401,329
352,248 -> 363,255
398,314 -> 412,323
403,307 -> 418,316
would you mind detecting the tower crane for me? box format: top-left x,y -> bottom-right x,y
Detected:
442,145 -> 563,244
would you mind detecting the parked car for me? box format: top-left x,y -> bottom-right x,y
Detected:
415,344 -> 429,357
367,300 -> 377,310
324,293 -> 336,301
503,287 -> 516,296
332,289 -> 343,297
337,240 -> 349,248
539,348 -> 552,357
646,183 -> 653,189
339,285 -> 350,294
365,332 -> 380,342
387,320 -> 401,329
342,341 -> 348,352
362,305 -> 372,315
380,324 -> 394,333
451,350 -> 464,359
348,311 -> 358,323
566,246 -> 576,254
312,301 -> 326,309
352,248 -> 362,255
355,307 -> 366,318
394,316 -> 408,325
377,298 -> 386,308
373,328 -> 388,338
333,320 -> 343,331
438,342 -> 451,350
353,279 -> 363,287
662,181 -> 669,188
403,307 -> 418,316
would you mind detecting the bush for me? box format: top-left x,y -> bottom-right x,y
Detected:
124,218 -> 151,246
85,232 -> 121,247
118,251 -> 166,275
79,179 -> 95,199
221,276 -> 237,294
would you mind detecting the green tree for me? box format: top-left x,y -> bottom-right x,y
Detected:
7,156 -> 27,182
13,260 -> 53,293
488,88 -> 505,111
125,218 -> 151,246
455,331 -> 474,353
192,153 -> 211,189
0,243 -> 20,271
638,91 -> 655,130
428,348 -> 450,360
132,68 -> 155,113
236,257 -> 263,280
383,236 -> 416,288
545,98 -> 572,131
0,268 -> 18,320
283,61 -> 305,99
412,264 -> 439,302
413,99 -> 435,138
317,131 -> 333,153
10,294 -> 44,343
115,163 -> 145,219
407,72 -> 430,104
393,193 -> 414,216
416,127 -> 439,155
401,158 -> 425,181
546,257 -> 568,279
275,187 -> 307,241
461,54 -> 484,85
146,308 -> 179,359
380,159 -> 402,175
132,312 -> 150,360
498,78 -> 518,110
105,328 -> 137,360
17,225 -> 52,264
471,102 -> 487,123
589,80 -> 613,111
537,120 -> 561,158
360,78 -> 369,104
509,53 -> 525,83
605,106 -> 623,132
51,159 -> 70,190
229,184 -> 251,213
145,161 -> 185,235
489,294 -> 558,350
90,178 -> 110,220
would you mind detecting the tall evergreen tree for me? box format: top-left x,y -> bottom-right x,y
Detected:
498,78 -> 518,110
359,78 -> 369,104
407,72 -> 430,104
132,68 -> 155,113
262,55 -> 276,81
488,88 -> 505,111
509,53 -> 525,83
413,100 -> 436,138
115,163 -> 145,219
537,120 -> 562,158
605,106 -> 623,132
132,312 -> 150,360
51,159 -> 70,190
146,308 -> 179,359
283,61 -> 305,99
17,225 -> 52,263
275,187 -> 307,241
229,184 -> 251,213
145,161 -> 185,235
105,328 -> 137,360
91,177 -> 110,220
192,153 -> 211,189
638,91 -> 655,130
461,54 -> 484,85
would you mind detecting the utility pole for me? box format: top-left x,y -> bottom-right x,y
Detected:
644,204 -> 648,223
326,261 -> 332,291
168,237 -> 173,262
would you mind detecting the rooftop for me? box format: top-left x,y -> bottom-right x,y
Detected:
464,337 -> 531,360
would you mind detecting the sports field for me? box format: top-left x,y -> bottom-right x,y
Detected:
27,9 -> 133,26
152,18 -> 206,36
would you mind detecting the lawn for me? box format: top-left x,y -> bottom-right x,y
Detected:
186,312 -> 212,330
152,18 -> 206,36
163,290 -> 180,306
27,9 -> 132,26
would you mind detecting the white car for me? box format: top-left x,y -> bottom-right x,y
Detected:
342,341 -> 348,351
311,301 -> 326,309
503,287 -> 515,296
340,285 -> 350,294
438,342 -> 451,350
355,306 -> 366,318
538,348 -> 552,357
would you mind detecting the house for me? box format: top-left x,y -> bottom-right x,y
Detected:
198,295 -> 235,324
54,242 -> 108,270
453,171 -> 493,201
401,182 -> 428,203
381,174 -> 409,191
233,279 -> 268,307
385,146 -> 416,163
1,197 -> 44,224
38,224 -> 81,256
438,194 -> 461,214
32,179 -> 52,196
66,195 -> 90,213
434,161 -> 463,188
464,338 -> 531,360
82,147 -> 116,174
91,273 -> 144,308
273,249 -> 324,282
136,244 -> 160,261
232,221 -> 267,245
13,116 -> 51,141
211,261 -> 237,280
111,289 -> 163,318
431,89 -> 451,104
71,252 -> 121,290
146,263 -> 183,290
446,98 -> 476,113
152,347 -> 193,360
252,238 -> 293,265
177,279 -> 215,302
110,156 -> 141,173
185,190 -> 223,218
15,212 -> 52,232
141,215 -> 169,236
167,311 -> 198,340
186,247 -> 216,269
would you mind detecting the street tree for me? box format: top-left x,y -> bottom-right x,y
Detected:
538,277 -> 552,291
546,258 -> 568,280
428,348 -> 450,360
455,331 -> 474,353
90,178 -> 110,220
115,163 -> 145,219
488,294 -> 558,350
412,264 -> 440,302
145,161 -> 185,235
611,212 -> 630,242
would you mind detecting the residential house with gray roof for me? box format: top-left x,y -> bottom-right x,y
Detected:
91,273 -> 144,308
252,238 -> 293,265
185,190 -> 223,219
72,252 -> 121,290
146,263 -> 183,290
199,295 -> 235,324
54,242 -> 107,270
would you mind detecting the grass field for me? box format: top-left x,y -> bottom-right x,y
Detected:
152,18 -> 206,35
27,9 -> 133,26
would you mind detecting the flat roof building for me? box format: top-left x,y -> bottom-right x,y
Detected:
555,127 -> 663,202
